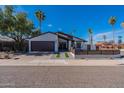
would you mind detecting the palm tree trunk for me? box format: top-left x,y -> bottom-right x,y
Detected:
112,25 -> 115,49
91,34 -> 93,45
39,21 -> 42,33
89,33 -> 93,50
103,36 -> 106,42
104,38 -> 105,42
89,33 -> 90,45
89,33 -> 91,45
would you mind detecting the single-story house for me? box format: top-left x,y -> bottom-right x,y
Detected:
28,32 -> 87,53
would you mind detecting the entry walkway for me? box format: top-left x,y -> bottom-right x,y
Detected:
51,52 -> 74,59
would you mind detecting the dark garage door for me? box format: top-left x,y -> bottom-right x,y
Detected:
31,41 -> 55,52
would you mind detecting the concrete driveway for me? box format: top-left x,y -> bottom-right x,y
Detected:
12,53 -> 56,61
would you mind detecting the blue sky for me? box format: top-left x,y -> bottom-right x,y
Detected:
1,5 -> 124,43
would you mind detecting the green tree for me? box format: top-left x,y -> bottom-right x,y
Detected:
0,8 -> 4,34
35,10 -> 45,33
14,12 -> 34,51
0,6 -> 16,36
0,5 -> 35,51
31,28 -> 41,37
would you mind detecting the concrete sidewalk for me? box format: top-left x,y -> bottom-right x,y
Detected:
0,59 -> 123,66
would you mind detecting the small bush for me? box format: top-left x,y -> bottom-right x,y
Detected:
56,53 -> 60,58
65,52 -> 69,58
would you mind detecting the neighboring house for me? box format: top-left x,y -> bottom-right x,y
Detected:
0,35 -> 15,51
118,44 -> 124,49
28,32 -> 87,53
96,42 -> 119,50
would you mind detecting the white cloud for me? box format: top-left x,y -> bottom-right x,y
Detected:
94,29 -> 124,43
94,31 -> 112,40
48,24 -> 53,27
58,28 -> 62,31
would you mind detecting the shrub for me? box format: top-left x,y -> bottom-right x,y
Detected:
56,53 -> 60,58
65,52 -> 69,58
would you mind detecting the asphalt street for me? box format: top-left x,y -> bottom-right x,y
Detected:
0,66 -> 124,88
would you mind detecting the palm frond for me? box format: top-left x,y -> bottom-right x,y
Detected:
109,16 -> 116,25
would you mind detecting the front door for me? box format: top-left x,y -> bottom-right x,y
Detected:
59,42 -> 68,51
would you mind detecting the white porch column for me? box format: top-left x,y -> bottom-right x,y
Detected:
74,41 -> 76,48
55,40 -> 58,52
68,40 -> 71,51
29,40 -> 31,53
83,43 -> 88,50
81,42 -> 84,50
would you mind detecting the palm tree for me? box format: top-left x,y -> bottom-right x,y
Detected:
121,21 -> 124,28
118,36 -> 122,44
121,21 -> 124,34
88,28 -> 93,45
120,21 -> 124,44
109,16 -> 116,49
35,10 -> 45,33
103,35 -> 107,42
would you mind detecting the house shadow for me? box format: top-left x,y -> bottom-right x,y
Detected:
119,64 -> 124,65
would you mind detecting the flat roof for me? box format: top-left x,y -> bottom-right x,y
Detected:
0,35 -> 14,42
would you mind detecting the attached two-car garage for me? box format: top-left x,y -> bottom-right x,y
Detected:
31,41 -> 55,52
28,32 -> 58,52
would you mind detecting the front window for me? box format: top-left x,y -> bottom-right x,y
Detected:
76,42 -> 81,48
